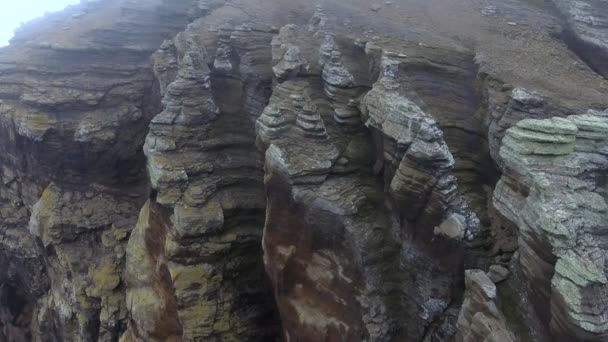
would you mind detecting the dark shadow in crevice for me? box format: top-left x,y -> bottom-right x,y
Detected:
553,29 -> 608,80
0,284 -> 33,342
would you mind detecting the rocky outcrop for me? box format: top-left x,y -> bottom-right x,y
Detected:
0,0 -> 607,341
552,0 -> 608,77
0,0 -> 200,340
493,111 -> 608,340
258,21 -> 480,341
123,19 -> 279,341
456,270 -> 515,342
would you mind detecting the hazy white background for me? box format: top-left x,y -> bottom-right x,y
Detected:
0,0 -> 80,46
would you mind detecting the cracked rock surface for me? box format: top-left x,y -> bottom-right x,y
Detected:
0,0 -> 607,341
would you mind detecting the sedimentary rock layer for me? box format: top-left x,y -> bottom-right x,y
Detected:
0,0 -> 607,341
552,0 -> 608,77
0,0 -> 194,339
494,111 -> 608,341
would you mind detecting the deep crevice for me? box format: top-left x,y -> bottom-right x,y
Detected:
556,29 -> 608,79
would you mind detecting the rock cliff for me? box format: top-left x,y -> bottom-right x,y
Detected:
0,0 -> 607,341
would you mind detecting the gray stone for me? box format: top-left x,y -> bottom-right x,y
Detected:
488,265 -> 510,283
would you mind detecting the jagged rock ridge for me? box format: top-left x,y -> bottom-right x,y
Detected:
0,0 -> 607,341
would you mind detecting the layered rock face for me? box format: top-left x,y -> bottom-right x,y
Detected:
258,22 -> 479,340
552,0 -> 608,77
456,270 -> 514,342
494,111 -> 608,341
0,0 -> 194,340
122,19 -> 279,342
0,0 -> 607,341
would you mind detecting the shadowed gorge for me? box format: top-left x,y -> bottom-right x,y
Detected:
0,0 -> 607,341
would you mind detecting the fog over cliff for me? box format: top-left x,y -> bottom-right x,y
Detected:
0,0 -> 80,46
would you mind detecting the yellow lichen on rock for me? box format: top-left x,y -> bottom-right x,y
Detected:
87,263 -> 121,298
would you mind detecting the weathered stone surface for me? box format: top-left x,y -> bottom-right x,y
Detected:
28,182 -> 141,341
456,270 -> 515,342
130,19 -> 279,341
258,17 -> 481,341
494,111 -> 608,341
0,0 -> 193,340
552,0 -> 608,77
0,0 -> 607,341
487,265 -> 510,284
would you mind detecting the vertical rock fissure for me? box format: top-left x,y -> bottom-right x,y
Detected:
548,0 -> 608,80
1,1 -> 607,341
125,16 -> 281,341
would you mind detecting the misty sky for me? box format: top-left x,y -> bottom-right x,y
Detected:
0,0 -> 80,47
